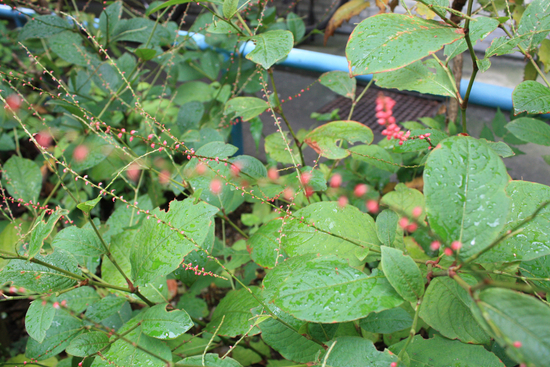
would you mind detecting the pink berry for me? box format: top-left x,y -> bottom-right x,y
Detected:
412,206 -> 422,217
73,145 -> 89,163
158,170 -> 171,185
330,174 -> 342,188
430,241 -> 441,251
406,223 -> 418,232
210,179 -> 222,195
451,241 -> 462,251
338,196 -> 348,208
267,168 -> 279,181
513,341 -> 522,348
366,200 -> 379,213
5,94 -> 22,112
391,363 -> 398,367
399,217 -> 409,229
354,184 -> 368,197
444,248 -> 453,256
300,172 -> 312,185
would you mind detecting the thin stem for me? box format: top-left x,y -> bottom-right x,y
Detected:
268,70 -> 306,167
460,0 -> 478,133
397,297 -> 422,361
347,79 -> 373,121
416,0 -> 459,28
236,12 -> 253,37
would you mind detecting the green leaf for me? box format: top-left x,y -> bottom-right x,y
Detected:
135,47 -> 157,61
19,15 -> 71,41
99,1 -> 122,40
539,39 -> 550,73
475,288 -> 550,366
225,97 -> 268,121
263,255 -> 403,323
196,141 -> 238,159
420,277 -> 490,344
321,337 -> 398,367
85,295 -> 127,324
319,71 -> 356,99
26,299 -> 56,343
391,129 -> 447,153
390,335 -> 505,367
287,12 -> 305,42
346,13 -> 464,75
0,219 -> 30,270
376,210 -> 399,247
142,303 -> 193,339
444,17 -> 499,60
1,156 -> 42,204
51,225 -> 104,257
281,202 -> 380,264
77,197 -> 101,214
359,307 -> 413,334
423,136 -> 510,259
206,288 -> 261,337
176,354 -> 242,367
374,59 -> 457,97
0,249 -> 80,293
304,121 -> 373,159
174,81 -> 214,105
26,311 -> 83,361
505,117 -> 550,146
492,108 -> 507,137
105,194 -> 153,238
130,198 -> 218,285
223,0 -> 238,18
257,305 -> 323,363
66,135 -> 114,172
28,209 -> 66,258
381,183 -> 425,221
520,255 -> 550,290
485,35 -> 524,58
178,101 -> 204,131
350,145 -> 399,173
248,218 -> 287,269
517,0 -> 550,51
92,313 -> 172,367
381,246 -> 424,303
66,332 -> 110,357
57,286 -> 100,313
480,140 -> 515,158
480,124 -> 495,141
245,30 -> 294,69
512,81 -> 550,115
479,181 -> 550,263
265,131 -> 300,164
48,31 -> 93,67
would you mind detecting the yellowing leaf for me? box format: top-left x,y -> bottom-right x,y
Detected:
416,3 -> 436,20
539,39 -> 550,73
324,0 -> 370,45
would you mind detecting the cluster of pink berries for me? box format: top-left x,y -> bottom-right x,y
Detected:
375,94 -> 408,144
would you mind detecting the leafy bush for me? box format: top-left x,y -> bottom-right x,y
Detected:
1,0 -> 550,366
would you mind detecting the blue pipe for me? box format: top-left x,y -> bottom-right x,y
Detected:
0,5 -> 517,112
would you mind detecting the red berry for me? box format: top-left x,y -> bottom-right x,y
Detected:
5,94 -> 22,112
444,248 -> 453,256
412,206 -> 422,217
430,241 -> 441,251
73,145 -> 89,163
354,184 -> 368,197
513,341 -> 522,348
338,196 -> 348,208
366,200 -> 379,213
267,167 -> 279,181
330,173 -> 342,188
158,170 -> 171,185
451,241 -> 462,251
210,179 -> 222,195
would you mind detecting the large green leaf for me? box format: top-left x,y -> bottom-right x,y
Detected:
0,219 -> 30,270
26,299 -> 56,343
419,277 -> 490,344
346,13 -> 464,75
304,121 -> 373,159
51,225 -> 104,257
1,156 -> 42,204
381,246 -> 424,303
142,303 -> 193,339
66,332 -> 110,357
91,313 -> 172,367
28,209 -> 66,258
512,81 -> 550,115
26,311 -> 83,361
319,71 -> 356,99
287,12 -> 305,42
321,337 -> 398,367
57,286 -> 100,313
245,30 -> 294,69
390,335 -> 505,367
49,31 -> 92,67
257,305 -> 323,363
85,295 -> 128,324
374,59 -> 456,97
424,137 -> 510,259
130,198 -> 218,285
248,218 -> 287,269
505,117 -> 550,146
176,354 -> 242,367
206,288 -> 261,337
224,97 -> 268,121
479,181 -> 550,263
0,249 -> 81,293
359,307 -> 413,334
281,202 -> 380,264
517,0 -> 550,51
263,255 -> 403,323
19,15 -> 71,40
520,255 -> 550,290
475,288 -> 550,366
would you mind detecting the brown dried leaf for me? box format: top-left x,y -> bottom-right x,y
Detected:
324,0 -> 370,45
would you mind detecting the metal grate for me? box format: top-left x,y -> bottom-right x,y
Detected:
316,86 -> 443,133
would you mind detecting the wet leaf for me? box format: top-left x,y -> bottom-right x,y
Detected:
505,117 -> 550,146
142,303 -> 193,339
360,307 -> 413,333
376,209 -> 399,246
28,209 -> 66,258
423,137 -> 510,259
263,255 -> 403,323
1,156 -> 42,204
319,71 -> 356,100
26,299 -> 56,343
512,81 -> 550,115
248,218 -> 287,269
245,30 -> 294,69
225,97 -> 268,121
206,288 -> 261,337
381,246 -> 424,302
320,336 -> 398,366
347,14 -> 464,75
66,332 -> 110,357
517,0 -> 550,51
